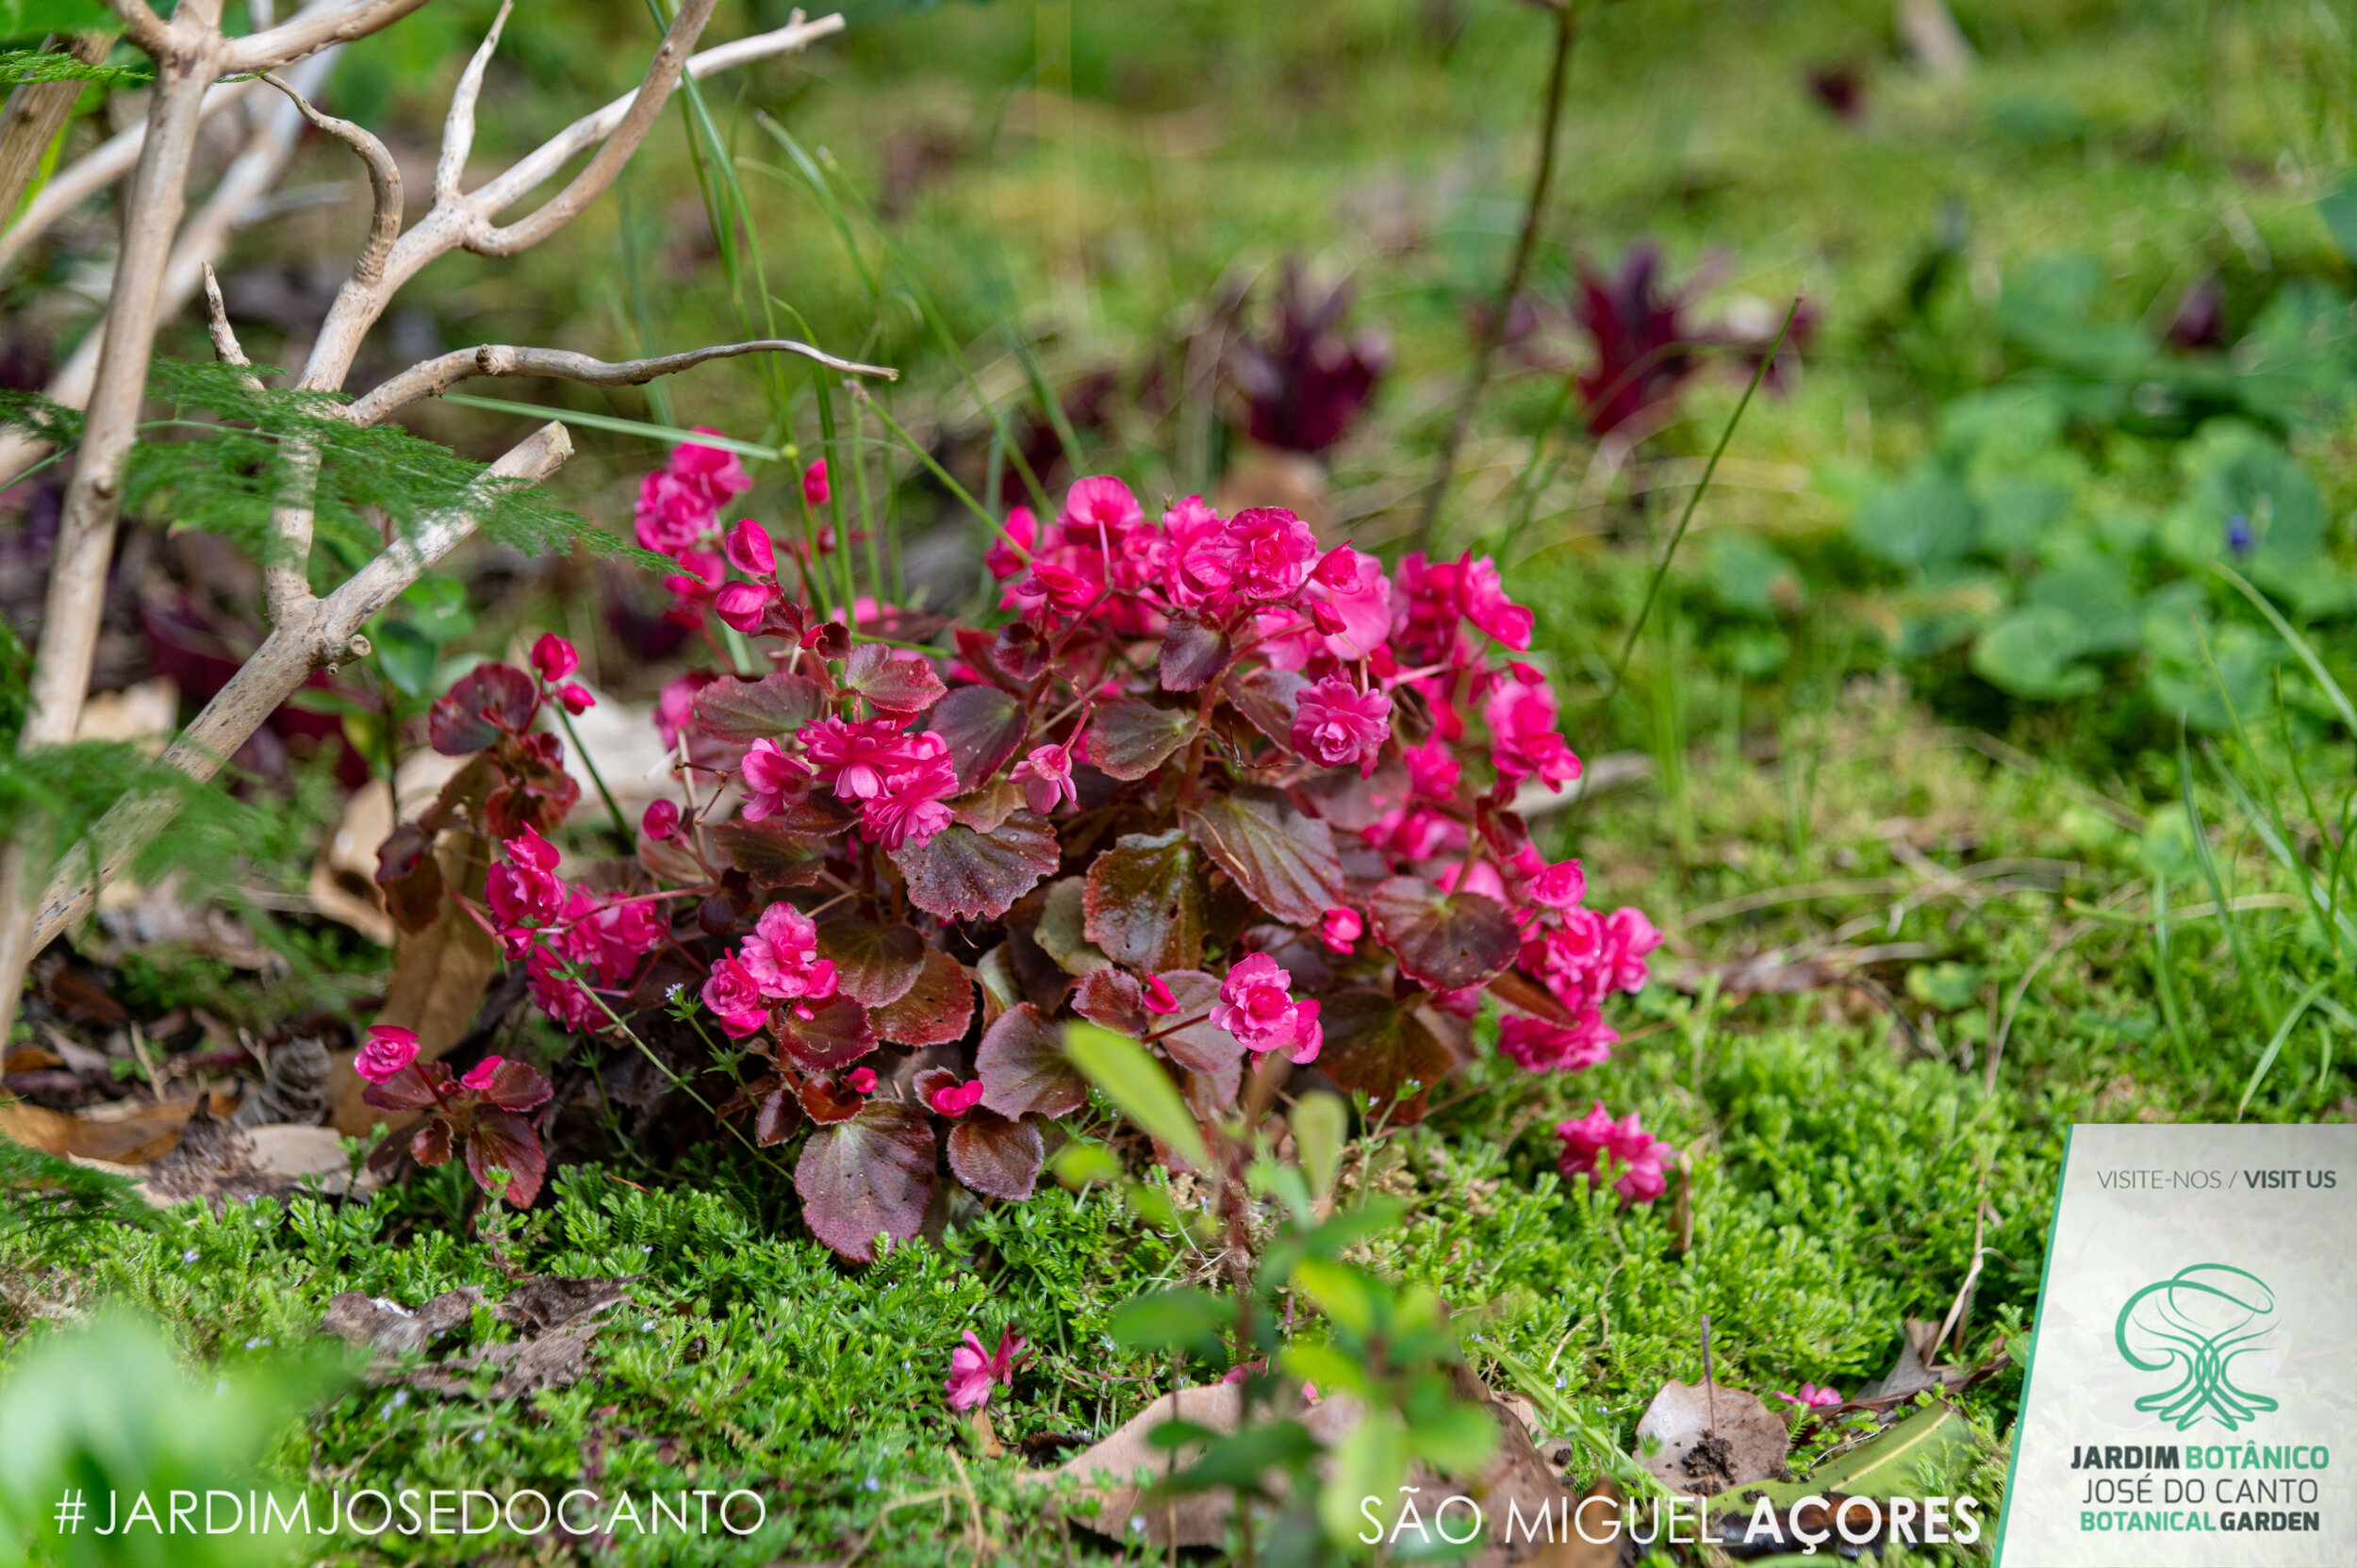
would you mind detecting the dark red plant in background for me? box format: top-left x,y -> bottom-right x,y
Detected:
1573,243 -> 1815,437
1225,262 -> 1392,455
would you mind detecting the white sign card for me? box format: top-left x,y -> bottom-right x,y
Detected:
1996,1123 -> 2357,1567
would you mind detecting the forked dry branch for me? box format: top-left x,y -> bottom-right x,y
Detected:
0,2 -> 866,1047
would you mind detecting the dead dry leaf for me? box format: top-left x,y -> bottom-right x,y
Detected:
1633,1379 -> 1789,1498
0,1095 -> 226,1164
328,828 -> 500,1136
320,1276 -> 631,1400
132,1115 -> 374,1208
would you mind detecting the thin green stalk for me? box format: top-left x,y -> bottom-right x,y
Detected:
2239,978 -> 2327,1120
850,393 -> 886,610
2181,726 -> 2275,1032
555,704 -> 630,846
1574,297 -> 1800,812
2274,676 -> 2336,960
2151,875 -> 2191,1069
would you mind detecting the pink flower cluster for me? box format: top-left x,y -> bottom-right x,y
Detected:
1510,904 -> 1661,1067
1555,1101 -> 1675,1205
483,826 -> 668,1032
634,432 -> 752,623
1210,953 -> 1322,1065
946,1326 -> 1026,1411
701,903 -> 840,1038
738,716 -> 962,853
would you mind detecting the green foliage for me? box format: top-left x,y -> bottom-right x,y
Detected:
122,361 -> 610,573
0,1312 -> 342,1568
0,45 -> 145,87
0,0 -> 111,41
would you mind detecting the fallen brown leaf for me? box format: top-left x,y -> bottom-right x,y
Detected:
0,1094 -> 231,1164
320,1276 -> 632,1401
328,827 -> 500,1136
1633,1379 -> 1789,1498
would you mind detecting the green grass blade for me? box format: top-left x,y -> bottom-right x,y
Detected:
2212,562 -> 2357,734
437,394 -> 783,459
2238,978 -> 2328,1120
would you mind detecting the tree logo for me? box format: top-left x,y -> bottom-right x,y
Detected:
2113,1264 -> 2281,1432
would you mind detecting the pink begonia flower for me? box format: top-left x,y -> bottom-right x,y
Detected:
799,716 -> 919,801
1604,907 -> 1663,992
560,891 -> 666,985
671,431 -> 751,506
1368,804 -> 1466,861
354,1025 -> 420,1084
1211,953 -> 1323,1065
701,956 -> 770,1038
1188,506 -> 1321,602
848,1066 -> 878,1095
1291,676 -> 1392,778
929,1080 -> 986,1118
635,470 -> 711,555
1521,907 -> 1645,1015
741,902 -> 839,1003
655,670 -> 717,750
662,549 -> 725,623
1142,974 -> 1178,1015
1390,551 -> 1471,666
738,737 -> 811,823
1555,1101 -> 1674,1204
486,830 -> 567,949
1318,907 -> 1361,955
527,948 -> 600,1032
1495,730 -> 1583,792
1776,1384 -> 1843,1411
1458,553 -> 1534,651
945,1327 -> 1025,1411
714,580 -> 775,634
1529,859 -> 1588,910
531,633 -> 579,684
984,506 -> 1037,580
1307,547 -> 1393,660
641,799 -> 681,841
1497,1012 -> 1616,1073
858,732 -> 960,851
1401,740 -> 1461,802
802,457 -> 830,509
1012,744 -> 1078,815
460,1056 -> 506,1094
1483,662 -> 1559,740
724,518 -> 776,576
1024,560 -> 1098,615
1436,859 -> 1508,901
1058,475 -> 1144,547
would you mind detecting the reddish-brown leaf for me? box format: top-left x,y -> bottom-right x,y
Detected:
1150,969 -> 1244,1076
1072,968 -> 1148,1037
1086,697 -> 1197,782
799,1075 -> 865,1124
465,1107 -> 547,1208
1159,610 -> 1231,692
1181,787 -> 1343,927
373,821 -> 445,935
888,811 -> 1060,922
690,671 -> 826,743
753,1086 -> 801,1146
428,663 -> 535,755
1224,666 -> 1307,750
842,643 -> 948,715
775,997 -> 880,1073
1315,988 -> 1452,1121
1367,876 -> 1521,991
931,684 -> 1030,789
816,918 -> 927,1007
1487,966 -> 1581,1030
975,1002 -> 1086,1118
872,948 -> 976,1048
795,1101 -> 937,1263
1083,829 -> 1206,971
710,821 -> 826,887
947,1112 -> 1045,1199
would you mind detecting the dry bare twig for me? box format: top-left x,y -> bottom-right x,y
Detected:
0,4 -> 862,1048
